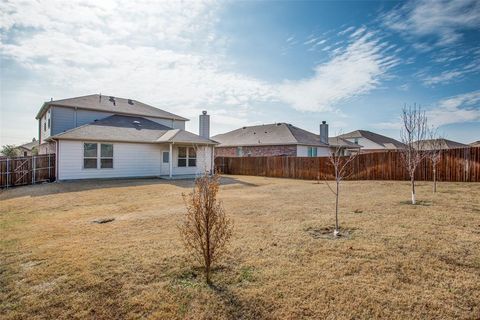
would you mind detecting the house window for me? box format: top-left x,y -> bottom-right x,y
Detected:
100,144 -> 113,168
83,143 -> 98,169
188,147 -> 196,167
308,147 -> 317,157
163,151 -> 169,163
177,147 -> 197,167
44,122 -> 46,131
354,138 -> 359,145
236,146 -> 243,156
48,118 -> 51,129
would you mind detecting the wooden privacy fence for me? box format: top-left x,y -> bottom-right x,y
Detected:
215,147 -> 480,182
0,154 -> 56,188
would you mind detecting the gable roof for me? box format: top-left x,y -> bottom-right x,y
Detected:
415,138 -> 468,150
212,123 -> 329,147
17,140 -> 39,151
328,137 -> 362,148
36,94 -> 188,121
470,140 -> 480,147
337,130 -> 406,149
48,115 -> 216,145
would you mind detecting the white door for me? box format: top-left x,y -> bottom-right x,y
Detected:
161,150 -> 170,175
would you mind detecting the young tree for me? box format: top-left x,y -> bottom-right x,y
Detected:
399,105 -> 429,204
325,146 -> 358,237
0,145 -> 18,158
426,129 -> 443,193
180,172 -> 233,284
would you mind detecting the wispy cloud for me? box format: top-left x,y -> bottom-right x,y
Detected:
383,0 -> 480,46
428,90 -> 480,126
277,28 -> 399,112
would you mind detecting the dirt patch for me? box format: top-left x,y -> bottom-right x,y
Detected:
304,226 -> 356,239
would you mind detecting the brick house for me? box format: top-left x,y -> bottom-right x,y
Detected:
212,122 -> 359,157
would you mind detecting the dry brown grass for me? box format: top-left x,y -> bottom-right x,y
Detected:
1,176 -> 479,319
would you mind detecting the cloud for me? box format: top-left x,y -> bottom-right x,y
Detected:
428,91 -> 480,126
277,29 -> 399,112
383,0 -> 480,46
0,0 -> 275,117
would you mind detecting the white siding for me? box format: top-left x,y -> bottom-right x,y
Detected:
58,140 -> 161,180
40,107 -> 52,143
57,141 -> 214,180
297,145 -> 331,157
172,145 -> 213,175
344,137 -> 384,150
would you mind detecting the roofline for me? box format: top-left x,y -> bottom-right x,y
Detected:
49,137 -> 217,145
35,101 -> 189,121
216,142 -> 329,148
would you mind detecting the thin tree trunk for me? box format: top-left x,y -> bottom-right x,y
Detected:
334,180 -> 339,236
411,177 -> 416,205
433,167 -> 437,193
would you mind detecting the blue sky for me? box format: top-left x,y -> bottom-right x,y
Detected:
1,0 -> 479,145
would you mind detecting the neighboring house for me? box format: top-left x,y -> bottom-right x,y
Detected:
469,141 -> 480,147
328,137 -> 362,156
212,121 -> 359,157
337,130 -> 405,152
37,94 -> 217,180
15,138 -> 39,156
415,138 -> 468,150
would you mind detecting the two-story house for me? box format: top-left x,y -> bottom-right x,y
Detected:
36,94 -> 217,180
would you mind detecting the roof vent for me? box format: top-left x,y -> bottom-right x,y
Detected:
109,96 -> 116,106
276,123 -> 281,126
133,120 -> 141,125
242,126 -> 246,129
128,99 -> 134,105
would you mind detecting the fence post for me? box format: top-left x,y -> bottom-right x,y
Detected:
48,154 -> 51,181
6,158 -> 9,189
32,156 -> 36,184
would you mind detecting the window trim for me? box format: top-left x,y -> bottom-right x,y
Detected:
82,142 -> 114,170
100,143 -> 114,169
177,146 -> 197,167
83,142 -> 98,170
307,146 -> 317,157
162,151 -> 170,163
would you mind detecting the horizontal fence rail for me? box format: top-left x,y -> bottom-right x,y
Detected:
215,147 -> 480,182
0,154 -> 56,188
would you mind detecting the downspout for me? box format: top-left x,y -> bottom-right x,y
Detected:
55,139 -> 59,182
211,145 -> 215,175
169,142 -> 173,179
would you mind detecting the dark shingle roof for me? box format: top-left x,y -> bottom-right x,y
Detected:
469,140 -> 480,147
211,123 -> 329,147
49,115 -> 216,145
36,94 -> 188,121
337,130 -> 405,149
416,139 -> 468,150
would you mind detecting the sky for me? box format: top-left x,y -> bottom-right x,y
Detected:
1,0 -> 479,146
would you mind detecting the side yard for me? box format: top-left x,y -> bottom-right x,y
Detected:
1,176 -> 479,319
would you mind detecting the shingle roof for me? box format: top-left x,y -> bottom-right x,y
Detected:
211,123 -> 329,147
36,94 -> 188,121
328,137 -> 362,148
415,139 -> 468,150
17,140 -> 39,151
48,115 -> 216,145
470,140 -> 480,147
337,130 -> 406,149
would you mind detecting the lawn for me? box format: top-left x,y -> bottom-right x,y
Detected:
1,176 -> 479,319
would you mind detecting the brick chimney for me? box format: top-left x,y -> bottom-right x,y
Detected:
320,121 -> 328,144
199,110 -> 210,139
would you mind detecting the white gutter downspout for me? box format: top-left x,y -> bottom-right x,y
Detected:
211,145 -> 215,175
169,142 -> 173,179
55,139 -> 59,182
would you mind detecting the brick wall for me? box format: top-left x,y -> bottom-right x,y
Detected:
215,145 -> 297,157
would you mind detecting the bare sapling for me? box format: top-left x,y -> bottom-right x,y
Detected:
400,104 -> 429,205
325,146 -> 358,237
179,172 -> 233,284
426,128 -> 443,193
